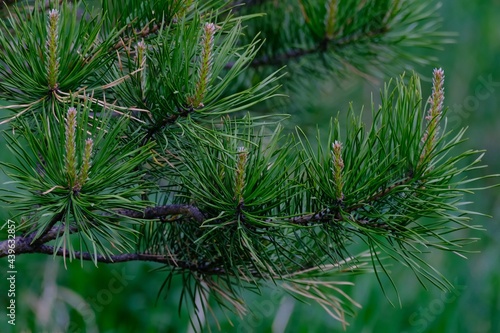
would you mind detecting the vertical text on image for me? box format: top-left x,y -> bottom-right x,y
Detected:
5,219 -> 17,326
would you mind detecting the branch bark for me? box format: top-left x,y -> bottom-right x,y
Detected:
117,204 -> 205,222
225,27 -> 388,69
22,245 -> 227,274
0,204 -> 204,258
0,194 -> 397,262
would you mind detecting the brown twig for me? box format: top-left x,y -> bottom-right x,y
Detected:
5,243 -> 226,274
141,106 -> 194,145
0,204 -> 204,258
112,23 -> 160,51
346,176 -> 413,213
224,26 -> 388,69
1,174 -> 407,261
117,204 -> 205,223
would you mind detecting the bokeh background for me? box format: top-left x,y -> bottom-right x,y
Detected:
1,0 -> 499,332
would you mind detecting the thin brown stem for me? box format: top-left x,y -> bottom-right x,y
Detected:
225,27 -> 388,69
117,204 -> 205,223
13,245 -> 227,275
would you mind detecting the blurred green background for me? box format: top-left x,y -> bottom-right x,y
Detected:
1,0 -> 499,332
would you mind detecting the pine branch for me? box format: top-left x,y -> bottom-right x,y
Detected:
225,0 -> 450,84
345,175 -> 414,212
141,106 -> 195,144
226,26 -> 388,69
0,201 -> 393,260
0,203 -> 205,258
0,1 -> 493,329
24,210 -> 66,246
117,204 -> 205,223
6,244 -> 227,274
112,23 -> 161,51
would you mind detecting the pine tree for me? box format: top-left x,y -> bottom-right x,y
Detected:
0,0 -> 495,330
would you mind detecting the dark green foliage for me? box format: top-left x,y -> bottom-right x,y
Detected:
235,0 -> 451,81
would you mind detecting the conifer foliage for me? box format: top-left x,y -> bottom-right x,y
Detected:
0,0 -> 494,329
